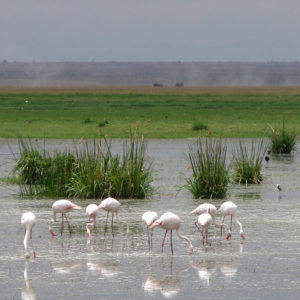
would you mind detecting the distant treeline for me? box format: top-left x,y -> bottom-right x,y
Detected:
1,61 -> 300,86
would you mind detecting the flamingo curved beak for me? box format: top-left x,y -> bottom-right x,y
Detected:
150,221 -> 161,229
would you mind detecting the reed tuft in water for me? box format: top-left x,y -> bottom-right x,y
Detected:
268,122 -> 296,154
13,135 -> 153,199
232,139 -> 267,184
185,138 -> 230,199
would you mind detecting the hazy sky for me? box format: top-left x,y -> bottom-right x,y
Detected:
1,0 -> 300,62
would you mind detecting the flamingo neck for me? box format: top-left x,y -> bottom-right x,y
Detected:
176,229 -> 193,254
24,228 -> 30,256
234,216 -> 243,232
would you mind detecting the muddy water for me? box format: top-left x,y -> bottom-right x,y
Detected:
0,139 -> 300,299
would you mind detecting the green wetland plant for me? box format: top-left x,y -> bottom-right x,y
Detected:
268,122 -> 296,154
13,135 -> 153,199
192,121 -> 208,131
185,138 -> 230,199
232,139 -> 267,184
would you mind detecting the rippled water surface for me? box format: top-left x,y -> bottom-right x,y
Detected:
1,139 -> 300,299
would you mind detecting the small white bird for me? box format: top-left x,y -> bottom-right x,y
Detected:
150,212 -> 193,255
21,212 -> 36,259
219,201 -> 245,240
142,211 -> 158,250
50,199 -> 82,236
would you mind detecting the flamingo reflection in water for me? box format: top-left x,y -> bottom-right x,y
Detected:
22,261 -> 36,300
143,257 -> 190,298
190,258 -> 217,287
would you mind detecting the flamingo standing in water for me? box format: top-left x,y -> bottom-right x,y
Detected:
150,212 -> 193,255
191,202 -> 231,242
219,201 -> 246,240
21,212 -> 36,259
86,204 -> 100,228
195,212 -> 213,245
49,199 -> 81,237
142,211 -> 158,250
190,203 -> 218,224
194,211 -> 231,245
98,197 -> 129,236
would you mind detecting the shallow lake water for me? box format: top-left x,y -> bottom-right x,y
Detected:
1,139 -> 300,299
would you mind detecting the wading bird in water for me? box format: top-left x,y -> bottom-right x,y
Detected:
150,212 -> 193,255
49,199 -> 81,237
98,197 -> 129,237
194,211 -> 231,245
218,201 -> 245,240
142,211 -> 158,250
21,212 -> 36,259
86,204 -> 100,228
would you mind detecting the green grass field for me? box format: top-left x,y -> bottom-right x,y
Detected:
1,86 -> 300,139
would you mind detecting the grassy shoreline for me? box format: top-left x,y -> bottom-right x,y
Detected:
1,86 -> 300,139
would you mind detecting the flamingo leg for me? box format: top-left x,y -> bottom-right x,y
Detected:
195,222 -> 205,245
61,213 -> 64,231
146,226 -> 150,250
170,230 -> 173,255
161,230 -> 168,253
104,212 -> 109,233
93,215 -> 96,228
230,215 -> 233,231
30,228 -> 36,259
111,212 -> 114,234
64,213 -> 72,234
150,229 -> 154,251
205,228 -> 208,245
220,215 -> 225,236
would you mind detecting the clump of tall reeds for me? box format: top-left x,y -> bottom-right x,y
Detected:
192,121 -> 208,131
13,135 -> 153,199
268,122 -> 296,154
185,138 -> 230,199
232,139 -> 267,184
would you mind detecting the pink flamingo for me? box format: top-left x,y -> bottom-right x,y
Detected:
219,201 -> 245,240
150,212 -> 193,255
86,204 -> 99,228
49,199 -> 81,236
142,211 -> 158,250
190,203 -> 217,222
194,211 -> 231,245
195,212 -> 213,245
21,212 -> 36,259
98,197 -> 129,236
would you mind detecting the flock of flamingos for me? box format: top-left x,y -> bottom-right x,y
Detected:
21,197 -> 246,259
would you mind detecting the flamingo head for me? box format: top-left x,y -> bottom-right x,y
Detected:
225,232 -> 231,240
240,231 -> 246,241
86,223 -> 92,239
49,219 -> 57,237
73,204 -> 82,210
150,220 -> 162,229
